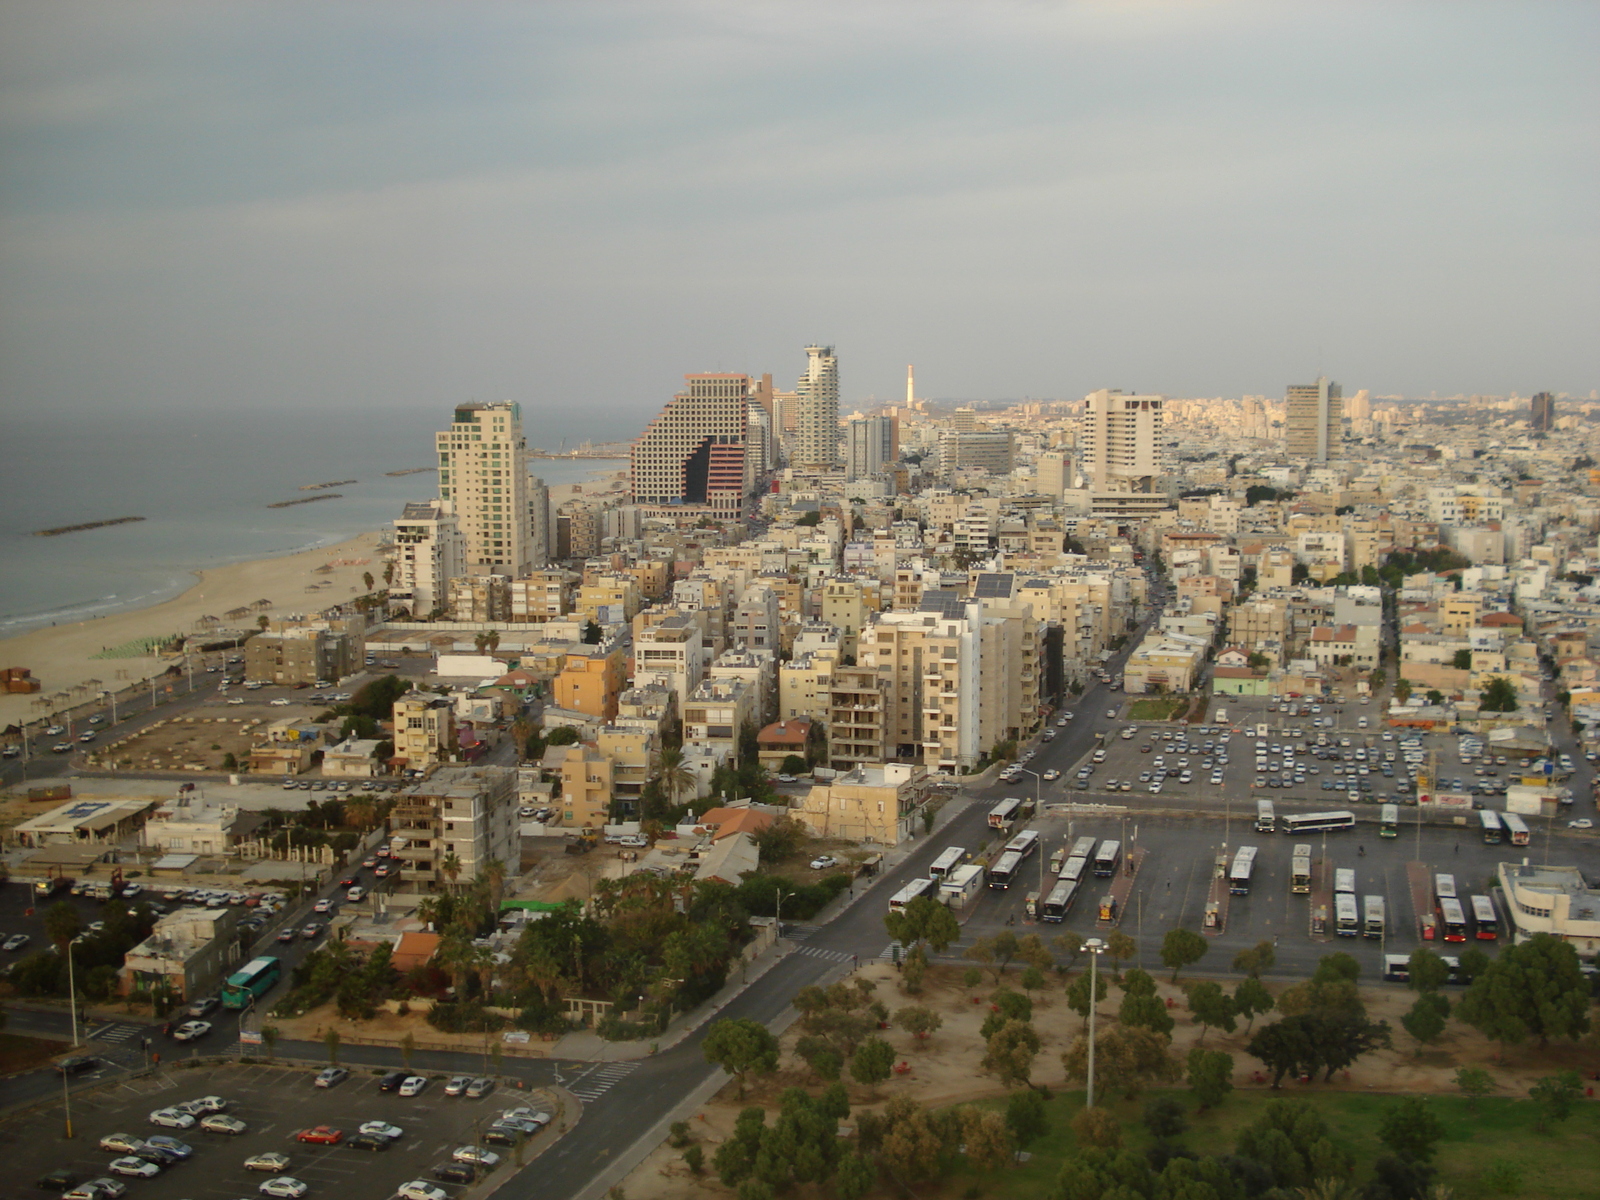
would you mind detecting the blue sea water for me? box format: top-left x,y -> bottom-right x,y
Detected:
0,405 -> 637,635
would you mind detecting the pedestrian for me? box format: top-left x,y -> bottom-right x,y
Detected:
1454,842 -> 1459,854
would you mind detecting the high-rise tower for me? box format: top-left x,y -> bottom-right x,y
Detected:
629,373 -> 753,518
434,402 -> 540,575
792,344 -> 839,469
1079,389 -> 1166,493
1284,376 -> 1343,462
1531,391 -> 1555,432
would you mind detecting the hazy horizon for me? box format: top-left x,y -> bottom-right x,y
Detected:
2,2 -> 1595,428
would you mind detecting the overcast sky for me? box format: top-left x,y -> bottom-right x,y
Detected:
1,1 -> 1595,431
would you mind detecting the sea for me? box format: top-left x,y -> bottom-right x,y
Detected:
0,405 -> 640,636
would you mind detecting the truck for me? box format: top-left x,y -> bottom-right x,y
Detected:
564,829 -> 599,854
34,874 -> 72,898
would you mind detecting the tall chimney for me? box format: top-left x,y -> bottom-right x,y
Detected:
906,365 -> 915,407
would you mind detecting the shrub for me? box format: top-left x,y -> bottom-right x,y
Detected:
425,1002 -> 507,1034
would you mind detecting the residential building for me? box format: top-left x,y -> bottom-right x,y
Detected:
388,764 -> 519,894
596,725 -> 654,819
845,415 -> 897,481
141,797 -> 261,854
245,625 -> 362,686
435,402 -> 543,575
1285,376 -> 1342,462
1530,391 -> 1555,433
553,643 -> 627,723
633,612 -> 707,709
553,743 -> 613,829
1080,389 -> 1167,494
792,345 -> 840,470
938,430 -> 1016,479
794,762 -> 930,846
120,907 -> 241,1003
682,678 -> 756,759
629,373 -> 754,519
392,693 -> 456,772
391,501 -> 463,618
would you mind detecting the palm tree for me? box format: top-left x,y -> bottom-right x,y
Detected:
362,571 -> 375,593
654,746 -> 695,811
482,858 -> 507,915
441,852 -> 463,894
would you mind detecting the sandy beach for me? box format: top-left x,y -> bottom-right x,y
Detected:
0,531 -> 385,728
0,471 -> 627,731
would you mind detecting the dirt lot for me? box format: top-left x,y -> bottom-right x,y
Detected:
616,960 -> 1600,1200
84,712 -> 274,772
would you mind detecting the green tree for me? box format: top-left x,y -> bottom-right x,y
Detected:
1395,678 -> 1413,704
260,1025 -> 279,1063
1400,993 -> 1450,1051
1185,1047 -> 1234,1111
323,1028 -> 341,1066
1451,648 -> 1473,670
1528,1071 -> 1583,1131
833,1152 -> 876,1200
1186,980 -> 1238,1043
1005,1087 -> 1049,1150
1479,675 -> 1519,712
1070,1106 -> 1123,1149
884,894 -> 962,954
1234,976 -> 1275,1032
892,1004 -> 942,1047
1119,988 -> 1175,1037
42,900 -> 82,954
850,1035 -> 896,1094
1377,1096 -> 1444,1162
958,1106 -> 1016,1172
1104,931 -> 1136,975
1407,946 -> 1451,994
703,1017 -> 780,1100
1020,964 -> 1046,995
964,930 -> 1022,982
1456,933 -> 1591,1055
794,1037 -> 842,1083
1232,939 -> 1276,977
1052,930 -> 1084,969
1142,1095 -> 1187,1139
1159,927 -> 1208,983
1454,1065 -> 1494,1111
1065,969 -> 1108,1026
1062,1026 -> 1178,1101
982,1019 -> 1042,1089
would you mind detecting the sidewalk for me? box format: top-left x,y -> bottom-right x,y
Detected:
548,791 -> 977,1062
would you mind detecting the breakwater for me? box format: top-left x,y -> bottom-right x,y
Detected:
266,494 -> 342,509
33,516 -> 146,537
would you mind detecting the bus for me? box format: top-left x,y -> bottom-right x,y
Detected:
987,798 -> 1023,831
221,956 -> 282,1009
1438,897 -> 1468,942
1334,868 -> 1356,896
1334,893 -> 1360,937
1470,894 -> 1499,940
1040,878 -> 1080,923
1255,801 -> 1276,833
1434,873 -> 1458,902
1229,846 -> 1259,895
1379,804 -> 1399,838
888,878 -> 937,913
1290,843 -> 1313,894
1281,810 -> 1356,836
1478,809 -> 1503,845
1004,829 -> 1041,861
987,853 -> 1024,890
1363,895 -> 1385,939
1501,811 -> 1531,846
1092,840 -> 1122,878
1068,836 -> 1098,863
1059,855 -> 1091,885
929,846 -> 966,879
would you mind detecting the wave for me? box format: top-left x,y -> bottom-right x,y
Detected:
0,584 -> 182,634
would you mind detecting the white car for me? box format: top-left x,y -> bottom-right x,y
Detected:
99,1133 -> 147,1153
1042,768 -> 1061,781
451,1145 -> 503,1167
202,1113 -> 248,1135
1569,818 -> 1594,830
227,696 -> 246,705
148,1107 -> 196,1128
398,1075 -> 428,1096
258,1179 -> 309,1199
443,1074 -> 471,1096
176,1094 -> 226,1114
396,1184 -> 448,1200
268,697 -> 292,706
107,1158 -> 161,1179
245,1152 -> 292,1172
172,1020 -> 211,1042
63,1181 -> 126,1200
808,855 -> 838,870
357,1120 -> 403,1141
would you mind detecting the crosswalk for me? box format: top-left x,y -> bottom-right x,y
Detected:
792,944 -> 853,963
568,1061 -> 639,1102
784,924 -> 820,941
91,1022 -> 144,1045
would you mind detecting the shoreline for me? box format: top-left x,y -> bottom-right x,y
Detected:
0,469 -> 628,728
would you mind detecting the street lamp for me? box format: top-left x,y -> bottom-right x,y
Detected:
1016,767 -> 1046,896
1084,937 -> 1105,1108
66,932 -> 89,1048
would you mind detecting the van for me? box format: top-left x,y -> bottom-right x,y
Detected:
346,886 -> 367,903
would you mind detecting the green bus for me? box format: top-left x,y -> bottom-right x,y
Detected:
220,956 -> 281,1009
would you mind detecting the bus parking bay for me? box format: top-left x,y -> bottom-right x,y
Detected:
943,809 -> 1523,982
17,1062 -> 544,1200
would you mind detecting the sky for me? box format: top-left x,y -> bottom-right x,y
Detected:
1,1 -> 1596,435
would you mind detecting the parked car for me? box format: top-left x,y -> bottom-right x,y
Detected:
295,1125 -> 344,1145
98,1133 -> 146,1154
258,1179 -> 309,1199
431,1163 -> 476,1184
809,855 -> 838,870
465,1077 -> 494,1099
245,1152 -> 292,1172
357,1121 -> 403,1141
398,1075 -> 428,1096
176,1095 -> 226,1114
62,1180 -> 126,1200
396,1182 -> 448,1200
106,1159 -> 160,1179
201,1114 -> 248,1135
451,1145 -> 502,1167
148,1108 -> 195,1129
377,1070 -> 408,1092
144,1135 -> 194,1159
444,1074 -> 472,1095
314,1066 -> 349,1088
344,1133 -> 393,1151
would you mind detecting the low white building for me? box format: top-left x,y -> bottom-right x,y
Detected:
141,796 -> 262,854
1497,861 -> 1600,955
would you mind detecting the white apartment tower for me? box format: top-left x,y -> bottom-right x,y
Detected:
391,501 -> 463,618
1080,389 -> 1167,493
629,373 -> 753,518
845,415 -> 897,481
792,344 -> 840,469
435,402 -> 541,576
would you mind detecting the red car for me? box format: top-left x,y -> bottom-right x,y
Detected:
296,1125 -> 344,1145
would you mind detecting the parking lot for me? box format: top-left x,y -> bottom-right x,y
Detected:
9,1061 -> 556,1200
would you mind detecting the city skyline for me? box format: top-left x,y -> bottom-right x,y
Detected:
0,3 -> 1594,430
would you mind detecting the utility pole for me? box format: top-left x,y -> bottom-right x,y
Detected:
1084,938 -> 1105,1107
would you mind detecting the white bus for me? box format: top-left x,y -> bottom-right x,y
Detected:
1068,836 -> 1098,862
1334,867 -> 1356,896
987,852 -> 1025,890
1439,896 -> 1468,943
987,798 -> 1023,831
1004,829 -> 1041,860
1334,892 -> 1360,936
1363,895 -> 1385,939
929,846 -> 966,879
1255,801 -> 1276,833
1281,810 -> 1356,835
888,878 -> 937,913
1290,843 -> 1313,894
1229,846 -> 1259,895
1478,809 -> 1503,845
1434,873 -> 1458,901
1059,855 -> 1091,885
1092,840 -> 1122,878
1040,878 -> 1080,923
1501,811 -> 1531,846
1379,804 -> 1399,838
1470,894 -> 1499,940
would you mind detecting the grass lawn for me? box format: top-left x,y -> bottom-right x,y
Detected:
1127,697 -> 1187,721
942,1087 -> 1600,1200
0,1032 -> 70,1075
